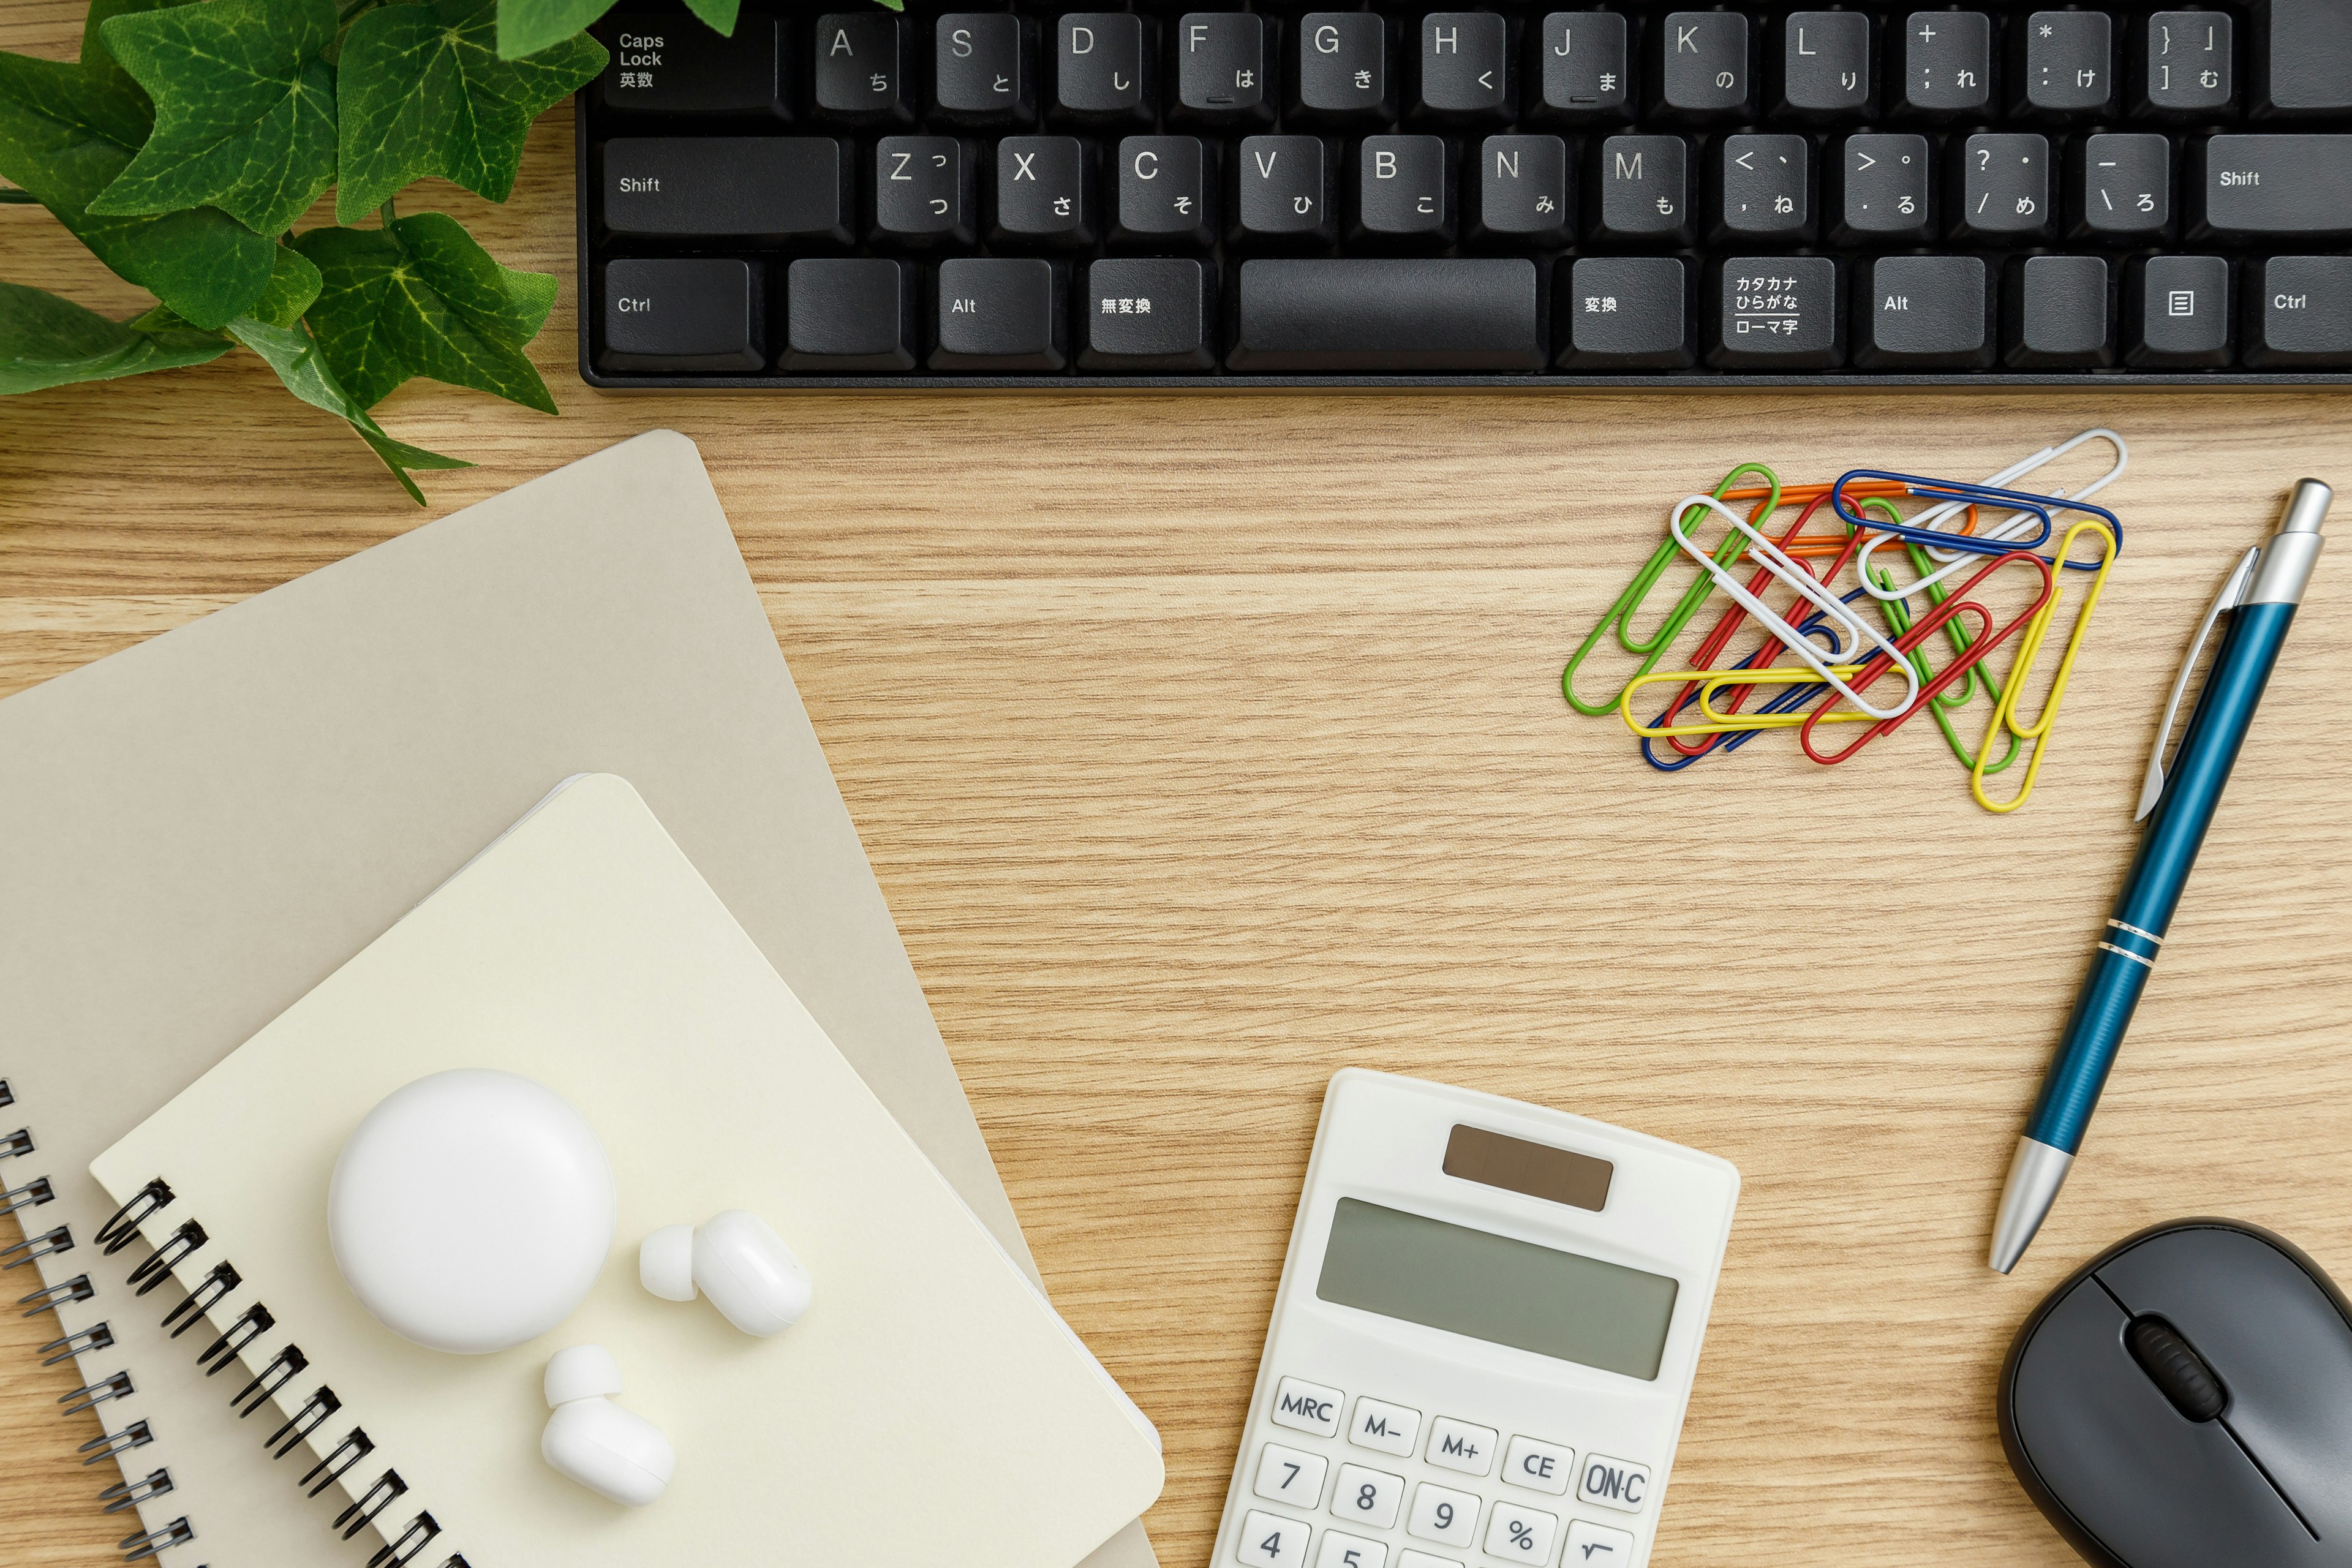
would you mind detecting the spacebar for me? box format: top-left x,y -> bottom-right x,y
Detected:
1229,259 -> 1547,372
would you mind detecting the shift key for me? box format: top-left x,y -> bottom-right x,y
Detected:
600,137 -> 851,244
2190,135 -> 2352,241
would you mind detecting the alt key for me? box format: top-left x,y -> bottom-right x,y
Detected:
598,258 -> 764,373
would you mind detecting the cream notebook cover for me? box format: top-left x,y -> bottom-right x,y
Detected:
89,773 -> 1163,1567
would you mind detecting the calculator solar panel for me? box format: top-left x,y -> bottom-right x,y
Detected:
575,0 -> 2352,388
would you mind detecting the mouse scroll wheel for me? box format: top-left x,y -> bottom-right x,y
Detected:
2125,1315 -> 2228,1423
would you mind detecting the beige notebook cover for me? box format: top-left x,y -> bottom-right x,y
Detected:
90,772 -> 1164,1567
0,431 -> 1158,1568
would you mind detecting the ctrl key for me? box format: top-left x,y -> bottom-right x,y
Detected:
598,258 -> 764,373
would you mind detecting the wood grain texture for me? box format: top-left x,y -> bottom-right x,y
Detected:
7,9 -> 2352,1562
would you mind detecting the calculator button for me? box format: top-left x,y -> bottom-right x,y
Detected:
1565,1518 -> 1638,1564
1576,1453 -> 1653,1514
1405,1480 -> 1479,1547
1255,1442 -> 1330,1509
1482,1501 -> 1559,1565
1313,1529 -> 1389,1568
1238,1509 -> 1313,1567
1398,1554 -> 1464,1568
1331,1463 -> 1404,1529
1425,1415 -> 1498,1476
1273,1376 -> 1346,1437
1502,1435 -> 1575,1496
1348,1395 -> 1421,1457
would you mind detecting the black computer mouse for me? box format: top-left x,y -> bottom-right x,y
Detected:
1999,1219 -> 2352,1567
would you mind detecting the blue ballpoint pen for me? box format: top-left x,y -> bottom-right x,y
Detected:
1990,478 -> 2334,1274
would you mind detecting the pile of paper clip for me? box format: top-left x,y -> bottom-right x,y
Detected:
1562,429 -> 2127,814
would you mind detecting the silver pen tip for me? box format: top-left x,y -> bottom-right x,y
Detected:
1989,1137 -> 2075,1274
2283,478 -> 2333,535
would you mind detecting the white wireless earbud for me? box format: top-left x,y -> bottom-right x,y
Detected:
638,1210 -> 812,1337
540,1344 -> 674,1507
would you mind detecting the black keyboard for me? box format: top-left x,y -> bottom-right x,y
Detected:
575,1 -> 2352,388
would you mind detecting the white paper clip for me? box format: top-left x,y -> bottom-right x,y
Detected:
1858,428 -> 2129,600
1668,494 -> 1920,721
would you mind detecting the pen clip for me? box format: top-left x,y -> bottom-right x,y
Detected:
2136,546 -> 2261,821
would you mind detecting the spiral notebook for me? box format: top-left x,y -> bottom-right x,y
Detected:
86,772 -> 1164,1568
0,430 -> 1159,1568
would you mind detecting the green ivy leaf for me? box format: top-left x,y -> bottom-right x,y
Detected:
0,0 -> 277,330
336,0 -> 606,222
138,242 -> 320,332
679,0 -> 739,34
223,315 -> 471,505
89,0 -> 339,238
0,278 -> 232,394
290,212 -> 557,413
494,0 -> 616,61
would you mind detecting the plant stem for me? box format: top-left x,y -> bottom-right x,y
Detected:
0,188 -> 39,205
337,0 -> 383,21
379,197 -> 397,227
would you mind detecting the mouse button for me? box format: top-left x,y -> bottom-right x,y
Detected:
2124,1316 -> 2227,1423
2098,1227 -> 2352,1542
2010,1280 -> 2318,1568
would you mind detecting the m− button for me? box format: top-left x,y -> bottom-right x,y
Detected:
1347,1395 -> 1421,1456
1425,1414 -> 1498,1476
1502,1433 -> 1574,1495
1577,1451 -> 1653,1513
1270,1375 -> 1346,1437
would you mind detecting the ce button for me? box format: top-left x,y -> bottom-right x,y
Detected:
1502,1434 -> 1575,1496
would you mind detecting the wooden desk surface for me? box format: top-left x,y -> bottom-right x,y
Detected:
7,8 -> 2352,1562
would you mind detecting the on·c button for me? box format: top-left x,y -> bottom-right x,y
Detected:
1270,1374 -> 1344,1438
1577,1452 -> 1653,1513
1502,1433 -> 1574,1496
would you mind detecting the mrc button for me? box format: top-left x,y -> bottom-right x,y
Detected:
1270,1375 -> 1343,1437
1578,1452 -> 1653,1513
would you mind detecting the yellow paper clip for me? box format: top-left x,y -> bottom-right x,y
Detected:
1618,665 -> 1882,739
1970,518 -> 2120,813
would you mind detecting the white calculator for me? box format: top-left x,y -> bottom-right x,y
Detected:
1212,1070 -> 1740,1568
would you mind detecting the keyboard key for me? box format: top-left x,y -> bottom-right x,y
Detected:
1055,13 -> 1154,124
1405,1480 -> 1480,1546
1899,10 -> 1992,116
1776,12 -> 1872,118
1502,1434 -> 1575,1496
932,13 -> 1035,126
1578,1452 -> 1656,1513
2005,253 -> 2114,367
1347,1396 -> 1421,1457
2254,0 -> 2352,115
1330,1463 -> 1404,1529
2128,254 -> 2232,366
1175,12 -> 1274,126
1951,132 -> 2053,241
1230,258 -> 1545,371
1236,135 -> 1335,244
1270,1376 -> 1345,1437
1831,131 -> 1933,244
2070,132 -> 2171,241
813,12 -> 910,123
1564,1520 -> 1639,1567
1080,258 -> 1215,371
1656,12 -> 1755,119
600,137 -> 850,245
1313,1532 -> 1387,1568
1296,12 -> 1395,122
2138,12 -> 2234,115
1558,255 -> 1697,368
1712,132 -> 1812,241
1418,12 -> 1514,121
2244,256 -> 2352,366
597,257 -> 764,372
994,136 -> 1095,247
1114,135 -> 1217,247
1254,1441 -> 1330,1509
2016,11 -> 2114,116
600,16 -> 787,119
1590,134 -> 1694,243
1237,1509 -> 1313,1568
873,137 -> 974,247
1425,1415 -> 1499,1476
1353,135 -> 1455,242
782,257 -> 914,371
1482,1501 -> 1559,1565
1713,257 -> 1845,368
2192,134 -> 2352,240
1474,134 -> 1572,244
931,257 -> 1065,370
1854,254 -> 1995,368
1535,12 -> 1633,120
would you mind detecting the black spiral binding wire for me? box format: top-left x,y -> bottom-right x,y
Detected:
39,1319 -> 115,1366
80,1420 -> 156,1466
99,1468 -> 175,1515
95,1176 -> 462,1568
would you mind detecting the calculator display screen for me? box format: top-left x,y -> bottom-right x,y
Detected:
1316,1198 -> 1679,1380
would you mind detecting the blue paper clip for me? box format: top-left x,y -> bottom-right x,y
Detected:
1828,470 -> 2123,572
1639,603 -> 1850,771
